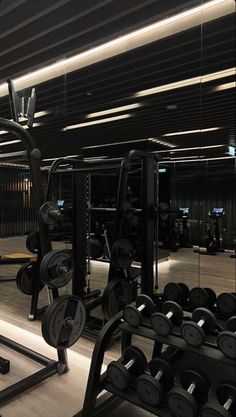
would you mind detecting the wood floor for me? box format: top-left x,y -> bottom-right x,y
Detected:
0,236 -> 235,416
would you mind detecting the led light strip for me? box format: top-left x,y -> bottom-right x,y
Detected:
62,114 -> 131,130
86,103 -> 141,118
163,127 -> 221,136
0,0 -> 233,97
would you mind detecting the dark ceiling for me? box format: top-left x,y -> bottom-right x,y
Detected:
0,0 -> 235,163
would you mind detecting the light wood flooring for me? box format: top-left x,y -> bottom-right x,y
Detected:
0,236 -> 235,416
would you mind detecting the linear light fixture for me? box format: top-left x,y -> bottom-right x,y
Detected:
156,144 -> 225,153
42,154 -> 80,162
87,103 -> 141,118
0,0 -> 233,97
63,114 -> 131,131
0,139 -> 21,146
163,127 -> 221,136
135,68 -> 235,97
0,122 -> 42,136
161,155 -> 235,163
148,137 -> 175,148
213,81 -> 236,92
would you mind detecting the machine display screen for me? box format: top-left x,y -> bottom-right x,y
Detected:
212,208 -> 224,215
56,199 -> 65,208
179,207 -> 190,216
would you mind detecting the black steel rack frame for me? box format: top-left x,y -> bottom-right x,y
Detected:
0,118 -> 68,404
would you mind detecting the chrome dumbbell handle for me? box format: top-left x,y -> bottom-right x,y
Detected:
126,359 -> 135,370
187,383 -> 196,395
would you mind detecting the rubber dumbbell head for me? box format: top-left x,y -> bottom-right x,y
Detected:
164,282 -> 190,303
201,382 -> 236,417
217,293 -> 236,316
136,358 -> 174,406
217,316 -> 236,360
190,287 -> 216,309
181,308 -> 217,347
107,346 -> 147,391
167,369 -> 210,417
123,294 -> 155,327
151,301 -> 183,336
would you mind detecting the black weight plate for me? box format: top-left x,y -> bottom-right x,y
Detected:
90,236 -> 104,259
179,283 -> 190,300
149,358 -> 173,383
39,201 -> 60,225
190,288 -> 209,308
107,362 -> 130,391
40,249 -> 73,289
26,231 -> 41,254
217,382 -> 236,414
181,369 -> 209,399
168,388 -> 198,417
136,294 -> 154,314
217,331 -> 236,359
205,288 -> 216,307
151,312 -> 173,336
123,346 -> 147,377
16,262 -> 44,295
181,321 -> 206,347
217,293 -> 236,315
200,402 -> 231,417
136,374 -> 163,406
162,301 -> 183,322
111,239 -> 134,269
42,295 -> 86,349
227,316 -> 236,331
123,305 -> 142,327
192,308 -> 216,330
164,283 -> 182,302
102,278 -> 134,321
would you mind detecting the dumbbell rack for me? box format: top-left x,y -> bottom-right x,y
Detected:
74,305 -> 236,417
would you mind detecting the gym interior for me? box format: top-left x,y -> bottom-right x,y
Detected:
0,1 -> 235,416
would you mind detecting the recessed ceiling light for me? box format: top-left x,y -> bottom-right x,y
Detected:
166,104 -> 178,110
162,127 -> 221,136
62,114 -> 131,131
87,103 -> 141,118
0,0 -> 232,97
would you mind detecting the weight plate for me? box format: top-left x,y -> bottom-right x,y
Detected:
181,321 -> 206,347
151,312 -> 173,336
181,370 -> 209,400
111,239 -> 134,269
164,283 -> 182,302
192,308 -> 216,330
16,262 -> 44,295
217,382 -> 236,415
149,358 -> 173,384
162,301 -> 183,323
217,331 -> 236,359
167,388 -> 198,417
123,305 -> 142,327
217,293 -> 236,315
136,374 -> 163,406
40,249 -> 73,289
200,402 -> 231,417
39,201 -> 61,225
90,236 -> 104,259
227,316 -> 236,331
123,346 -> 147,377
205,288 -> 216,307
179,283 -> 190,301
42,295 -> 86,349
107,362 -> 130,391
26,231 -> 41,254
102,278 -> 134,321
190,288 -> 209,308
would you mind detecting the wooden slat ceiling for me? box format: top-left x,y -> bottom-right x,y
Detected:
0,0 -> 235,162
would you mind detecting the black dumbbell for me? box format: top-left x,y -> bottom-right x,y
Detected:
167,369 -> 210,417
217,316 -> 236,360
164,282 -> 190,304
123,294 -> 155,327
217,293 -> 236,316
189,287 -> 216,309
107,346 -> 147,391
136,349 -> 180,406
181,307 -> 217,347
201,381 -> 236,417
151,301 -> 183,336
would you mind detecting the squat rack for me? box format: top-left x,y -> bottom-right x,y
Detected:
0,118 -> 68,405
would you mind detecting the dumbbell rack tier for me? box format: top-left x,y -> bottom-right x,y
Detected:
75,308 -> 236,417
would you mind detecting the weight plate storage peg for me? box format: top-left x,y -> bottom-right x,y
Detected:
217,316 -> 236,360
107,346 -> 147,391
136,357 -> 174,406
200,381 -> 236,417
42,294 -> 86,349
16,261 -> 44,295
39,201 -> 61,225
217,293 -> 236,316
164,282 -> 190,304
102,278 -> 134,321
26,231 -> 41,254
40,249 -> 74,289
181,307 -> 217,347
189,287 -> 216,309
151,301 -> 183,336
110,239 -> 134,269
167,369 -> 210,417
123,294 -> 155,327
